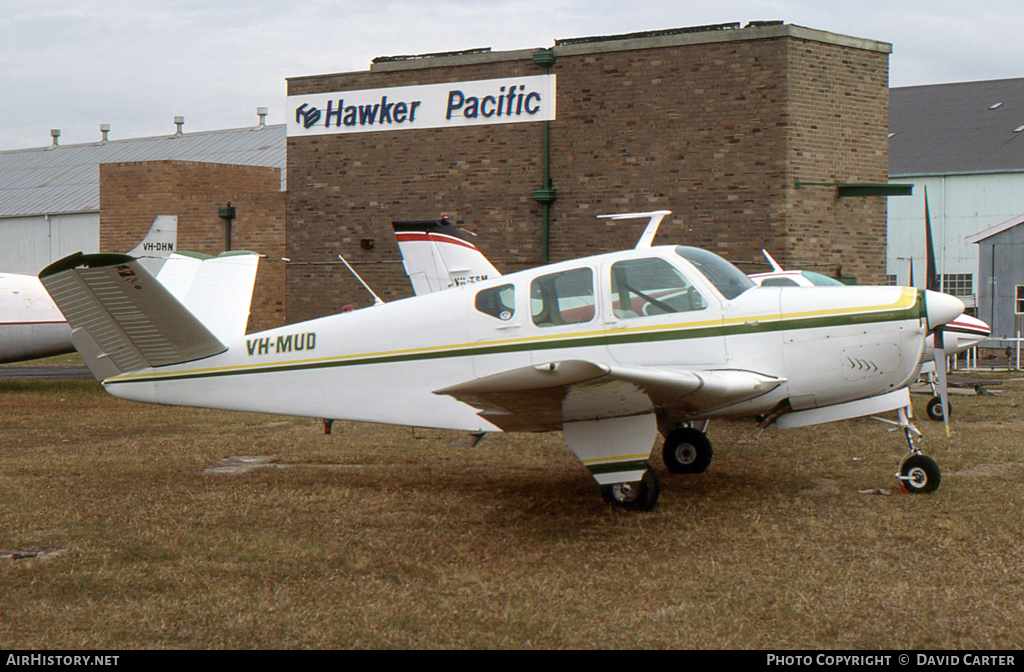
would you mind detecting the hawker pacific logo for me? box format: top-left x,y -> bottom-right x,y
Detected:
296,97 -> 423,130
288,75 -> 555,136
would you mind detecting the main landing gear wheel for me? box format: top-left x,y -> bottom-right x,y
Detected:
662,427 -> 713,474
897,454 -> 942,494
601,468 -> 660,511
926,395 -> 950,422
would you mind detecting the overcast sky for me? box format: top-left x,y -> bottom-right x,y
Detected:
3,0 -> 1023,149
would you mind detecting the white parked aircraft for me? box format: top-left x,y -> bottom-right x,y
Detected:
40,212 -> 965,510
392,220 -> 989,425
1,216 -> 178,364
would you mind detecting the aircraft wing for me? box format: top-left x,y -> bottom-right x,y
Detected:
434,360 -> 784,432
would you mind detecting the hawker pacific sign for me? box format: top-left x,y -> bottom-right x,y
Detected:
287,75 -> 555,136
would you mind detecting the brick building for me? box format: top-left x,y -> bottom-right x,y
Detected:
285,22 -> 893,322
100,160 -> 287,331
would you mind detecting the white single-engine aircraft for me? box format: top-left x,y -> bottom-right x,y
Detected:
40,211 -> 965,510
393,218 -> 989,426
1,216 -> 178,364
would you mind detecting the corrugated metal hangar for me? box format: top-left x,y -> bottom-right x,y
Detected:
887,77 -> 1024,334
0,114 -> 285,275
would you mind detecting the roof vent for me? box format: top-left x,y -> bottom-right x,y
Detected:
256,107 -> 268,130
173,116 -> 184,137
49,129 -> 60,148
990,102 -> 1003,110
100,124 -> 110,143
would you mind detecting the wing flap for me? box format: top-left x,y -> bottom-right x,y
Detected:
435,360 -> 784,432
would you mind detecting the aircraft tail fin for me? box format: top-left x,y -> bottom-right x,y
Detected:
155,251 -> 261,342
39,253 -> 227,381
393,218 -> 501,295
126,215 -> 178,274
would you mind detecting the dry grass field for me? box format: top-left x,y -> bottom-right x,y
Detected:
1,368 -> 1023,649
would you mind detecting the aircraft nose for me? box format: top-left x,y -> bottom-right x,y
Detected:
925,290 -> 965,331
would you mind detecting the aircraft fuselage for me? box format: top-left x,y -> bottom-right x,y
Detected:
100,245 -> 933,431
0,273 -> 72,364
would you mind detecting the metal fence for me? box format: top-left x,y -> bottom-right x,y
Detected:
955,335 -> 1024,371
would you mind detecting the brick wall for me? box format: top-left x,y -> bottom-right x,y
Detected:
784,39 -> 890,283
286,24 -> 891,321
99,160 -> 287,331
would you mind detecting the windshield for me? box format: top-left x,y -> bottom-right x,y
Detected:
675,246 -> 755,299
800,271 -> 846,287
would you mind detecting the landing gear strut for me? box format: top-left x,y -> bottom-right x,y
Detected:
892,406 -> 942,494
925,371 -> 952,422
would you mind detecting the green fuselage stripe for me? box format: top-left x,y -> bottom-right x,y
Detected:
106,297 -> 925,387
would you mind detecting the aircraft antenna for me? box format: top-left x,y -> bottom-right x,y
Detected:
597,210 -> 672,249
761,250 -> 785,272
338,254 -> 385,305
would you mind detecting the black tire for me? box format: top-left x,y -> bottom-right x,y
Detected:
662,427 -> 713,474
600,469 -> 660,511
926,396 -> 950,422
898,454 -> 942,494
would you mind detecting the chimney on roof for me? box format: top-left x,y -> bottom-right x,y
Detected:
49,129 -> 60,148
256,107 -> 268,130
100,124 -> 110,143
173,116 -> 184,137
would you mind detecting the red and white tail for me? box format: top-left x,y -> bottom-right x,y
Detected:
393,218 -> 500,295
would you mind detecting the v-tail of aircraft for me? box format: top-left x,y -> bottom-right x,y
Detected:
41,211 -> 966,511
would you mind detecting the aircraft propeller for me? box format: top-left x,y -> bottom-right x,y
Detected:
923,185 -> 952,435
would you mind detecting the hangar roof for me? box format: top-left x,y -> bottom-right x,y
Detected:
889,78 -> 1024,177
0,123 -> 286,218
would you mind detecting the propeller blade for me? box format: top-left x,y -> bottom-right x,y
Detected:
932,325 -> 951,438
924,185 -> 940,292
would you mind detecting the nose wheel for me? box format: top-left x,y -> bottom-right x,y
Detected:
926,395 -> 950,421
896,454 -> 942,493
891,406 -> 942,494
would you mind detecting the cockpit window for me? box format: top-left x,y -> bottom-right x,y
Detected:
610,258 -> 707,318
675,246 -> 755,299
475,284 -> 515,320
531,268 -> 596,327
759,276 -> 800,287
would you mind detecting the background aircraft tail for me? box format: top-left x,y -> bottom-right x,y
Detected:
127,215 -> 178,274
393,218 -> 500,295
39,251 -> 259,381
154,251 -> 261,343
